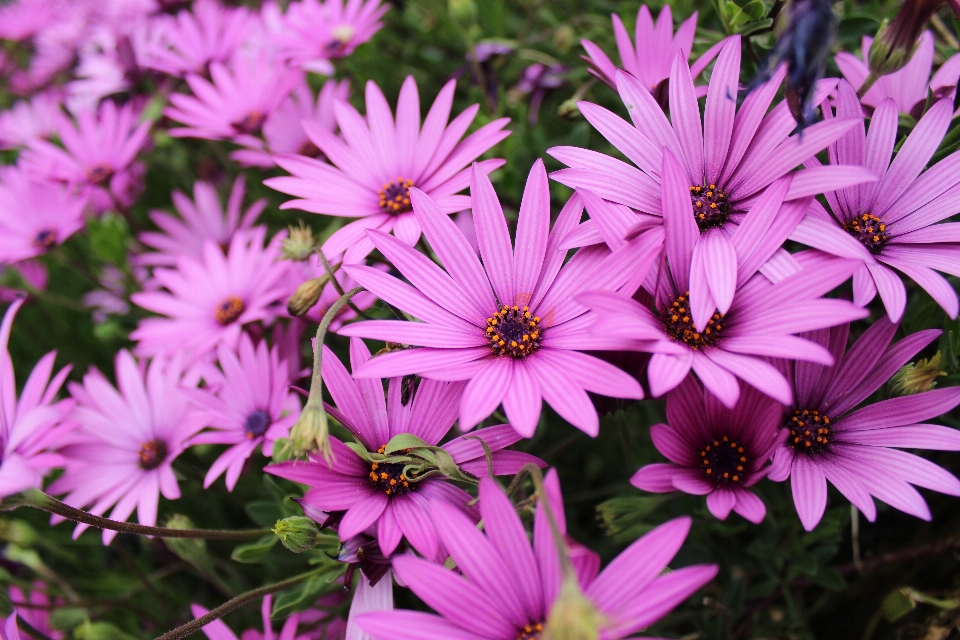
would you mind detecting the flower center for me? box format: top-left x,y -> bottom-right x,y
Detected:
486,305 -> 542,358
368,445 -> 413,496
659,292 -> 723,350
699,436 -> 747,485
296,138 -> 324,159
214,296 -> 245,325
244,409 -> 271,439
378,178 -> 414,215
138,439 -> 168,470
232,110 -> 266,135
843,213 -> 887,255
516,623 -> 544,640
690,183 -> 732,231
786,408 -> 831,453
32,229 -> 56,249
324,25 -> 354,57
86,163 -> 114,186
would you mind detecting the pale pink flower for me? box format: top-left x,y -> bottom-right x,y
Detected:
0,90 -> 62,150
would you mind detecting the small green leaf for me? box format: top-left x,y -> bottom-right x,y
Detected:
246,500 -> 285,527
231,535 -> 278,563
384,433 -> 431,452
881,588 -> 915,623
271,565 -> 346,618
50,608 -> 88,631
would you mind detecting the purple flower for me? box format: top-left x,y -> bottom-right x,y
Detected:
797,81 -> 960,321
191,594 -> 342,640
267,338 -> 542,559
0,90 -> 62,150
0,299 -> 74,499
9,583 -> 62,640
356,473 -> 718,640
0,261 -> 48,303
579,150 -> 868,408
514,63 -> 566,125
186,333 -> 300,491
339,161 -> 649,437
49,351 -> 201,544
632,375 -> 784,523
264,76 -> 510,264
768,318 -> 960,530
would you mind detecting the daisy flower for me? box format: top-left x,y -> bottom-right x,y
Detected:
231,78 -> 350,169
191,595 -> 327,640
137,177 -> 265,267
48,350 -> 201,544
768,318 -> 960,530
356,474 -> 718,640
186,333 -> 300,491
0,299 -> 74,499
581,4 -> 727,99
130,227 -> 288,361
264,75 -> 510,264
0,166 -> 88,263
796,82 -> 960,321
19,99 -> 150,213
9,583 -> 62,640
632,375 -> 784,523
267,338 -> 543,559
339,162 -> 649,437
0,89 -> 62,150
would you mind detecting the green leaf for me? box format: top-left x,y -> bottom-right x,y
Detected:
384,433 -> 431,452
881,589 -> 915,623
86,213 -> 129,266
811,567 -> 847,591
231,535 -> 278,563
271,565 -> 346,618
50,608 -> 88,631
246,500 -> 285,527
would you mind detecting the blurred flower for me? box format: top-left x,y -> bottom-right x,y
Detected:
769,319 -> 960,530
0,299 -> 74,499
81,264 -> 143,324
9,583 -> 63,640
270,0 -> 388,74
5,4 -> 87,95
267,337 -> 542,558
191,595 -> 325,640
356,474 -> 717,640
457,40 -> 514,110
513,62 -> 566,124
186,333 -> 300,491
130,227 -> 288,361
49,351 -> 200,544
0,90 -> 63,150
266,75 -> 510,264
340,163 -> 647,437
0,166 -> 88,263
0,261 -> 48,303
137,177 -> 265,267
232,78 -> 350,169
20,100 -> 151,213
633,375 -> 783,523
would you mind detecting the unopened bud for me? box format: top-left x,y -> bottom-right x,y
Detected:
288,276 -> 329,316
289,403 -> 332,460
889,351 -> 947,396
558,98 -> 581,120
448,0 -> 476,25
869,0 -> 943,78
273,516 -> 319,553
281,222 -> 316,261
542,571 -> 606,640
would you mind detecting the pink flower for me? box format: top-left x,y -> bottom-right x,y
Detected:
20,100 -> 150,213
191,595 -> 339,640
265,76 -> 510,263
130,228 -> 289,361
0,261 -> 48,303
186,333 -> 300,491
632,375 -> 784,523
0,299 -> 74,499
137,177 -> 265,266
0,90 -> 62,150
9,583 -> 63,640
49,350 -> 201,544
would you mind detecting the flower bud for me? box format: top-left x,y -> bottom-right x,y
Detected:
542,571 -> 606,640
448,0 -> 477,25
558,98 -> 581,120
289,402 -> 332,460
281,222 -> 316,261
868,0 -> 943,77
273,516 -> 320,553
889,352 -> 947,396
287,276 -> 329,317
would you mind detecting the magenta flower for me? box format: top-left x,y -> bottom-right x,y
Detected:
191,595 -> 328,640
186,333 -> 300,491
0,261 -> 47,303
339,162 -> 649,437
271,0 -> 387,74
0,299 -> 74,499
232,79 -> 350,169
137,177 -> 265,267
267,338 -> 542,559
356,474 -> 718,640
265,76 -> 510,264
0,90 -> 62,150
49,351 -> 201,544
632,375 -> 783,523
9,583 -> 63,640
0,166 -> 88,263
164,51 -> 301,144
130,228 -> 288,361
20,100 -> 150,213
581,4 -> 726,98
768,318 -> 960,531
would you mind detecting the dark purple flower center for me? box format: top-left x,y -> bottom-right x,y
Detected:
516,622 -> 544,639
690,183 -> 732,231
138,439 -> 168,470
700,436 -> 748,485
786,408 -> 832,453
486,305 -> 542,358
214,296 -> 245,325
244,409 -> 271,439
843,213 -> 888,255
368,445 -> 414,496
33,229 -> 56,250
378,178 -> 414,215
86,163 -> 114,187
324,39 -> 348,57
296,138 -> 324,159
232,110 -> 266,135
660,292 -> 723,350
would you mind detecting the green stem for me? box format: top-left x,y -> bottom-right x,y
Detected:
857,72 -> 879,100
153,571 -> 317,640
5,490 -> 271,541
316,251 -> 371,320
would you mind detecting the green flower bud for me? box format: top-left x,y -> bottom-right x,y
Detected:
287,276 -> 329,317
542,571 -> 607,640
448,0 -> 477,25
289,402 -> 332,460
273,516 -> 320,553
889,352 -> 947,396
281,222 -> 316,261
868,0 -> 945,78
